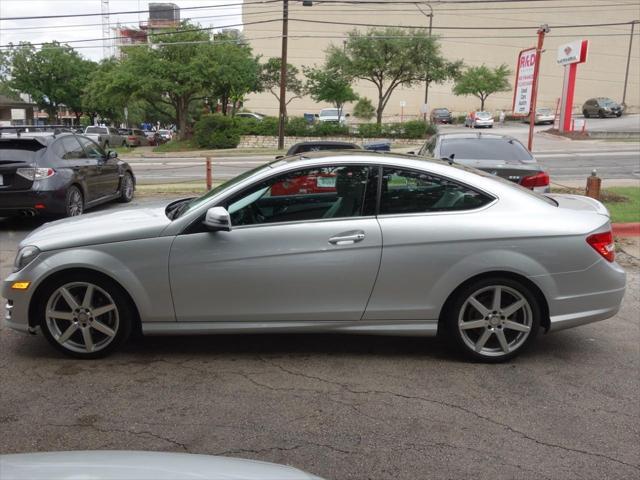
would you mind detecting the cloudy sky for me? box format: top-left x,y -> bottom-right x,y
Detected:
0,0 -> 244,60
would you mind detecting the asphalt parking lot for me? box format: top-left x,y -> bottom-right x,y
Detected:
1,199 -> 639,480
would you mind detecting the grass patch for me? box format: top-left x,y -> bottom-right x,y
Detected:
603,186 -> 640,223
113,145 -> 136,155
152,139 -> 200,153
136,182 -> 214,195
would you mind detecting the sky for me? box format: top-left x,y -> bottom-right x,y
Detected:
0,0 -> 244,60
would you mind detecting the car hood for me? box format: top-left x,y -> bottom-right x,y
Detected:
0,451 -> 324,480
21,207 -> 171,251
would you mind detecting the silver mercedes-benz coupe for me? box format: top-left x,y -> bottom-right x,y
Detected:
3,152 -> 626,361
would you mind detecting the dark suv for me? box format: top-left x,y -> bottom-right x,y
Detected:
0,133 -> 135,217
582,98 -> 624,118
430,108 -> 453,124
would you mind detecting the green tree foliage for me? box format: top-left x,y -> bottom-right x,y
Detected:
259,57 -> 305,116
0,51 -> 19,99
303,65 -> 358,117
8,42 -> 95,121
453,64 -> 511,111
327,28 -> 446,125
353,98 -> 376,121
193,114 -> 240,149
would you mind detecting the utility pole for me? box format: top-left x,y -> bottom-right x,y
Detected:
417,3 -> 434,121
101,0 -> 111,59
622,20 -> 638,108
277,0 -> 289,151
527,24 -> 549,151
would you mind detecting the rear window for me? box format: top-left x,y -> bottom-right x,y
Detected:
434,109 -> 450,114
85,127 -> 107,134
0,139 -> 45,162
320,109 -> 339,117
476,112 -> 492,119
440,138 -> 534,162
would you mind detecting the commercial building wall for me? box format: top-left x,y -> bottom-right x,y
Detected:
241,0 -> 640,120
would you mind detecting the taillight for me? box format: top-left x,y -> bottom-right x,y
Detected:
586,231 -> 615,262
16,168 -> 56,180
520,172 -> 550,188
128,135 -> 136,140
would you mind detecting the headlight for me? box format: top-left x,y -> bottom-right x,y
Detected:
13,246 -> 40,272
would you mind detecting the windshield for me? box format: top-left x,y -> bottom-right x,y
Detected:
599,99 -> 618,107
320,109 -> 340,117
168,162 -> 273,219
440,138 -> 534,162
85,127 -> 107,134
476,112 -> 492,119
537,108 -> 552,114
434,109 -> 450,114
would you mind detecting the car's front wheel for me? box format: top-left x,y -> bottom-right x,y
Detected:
118,172 -> 134,203
444,277 -> 541,362
37,273 -> 133,359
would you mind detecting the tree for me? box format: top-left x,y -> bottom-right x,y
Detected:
8,42 -> 95,122
116,23 -> 217,139
259,57 -> 305,115
326,28 -> 442,125
453,64 -> 511,111
421,54 -> 464,109
200,42 -> 261,116
304,65 -> 358,118
353,98 -> 376,121
0,51 -> 19,99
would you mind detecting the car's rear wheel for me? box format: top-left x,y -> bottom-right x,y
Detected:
65,186 -> 84,217
38,273 -> 133,359
598,109 -> 605,118
118,172 -> 134,203
582,110 -> 589,118
444,277 -> 540,362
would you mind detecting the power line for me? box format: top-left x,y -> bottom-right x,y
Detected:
0,0 -> 278,21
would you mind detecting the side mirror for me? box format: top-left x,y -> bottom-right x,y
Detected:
108,150 -> 118,159
203,206 -> 232,232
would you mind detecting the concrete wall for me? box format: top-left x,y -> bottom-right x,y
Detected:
241,0 -> 640,120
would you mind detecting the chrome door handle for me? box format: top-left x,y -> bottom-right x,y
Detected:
329,232 -> 366,245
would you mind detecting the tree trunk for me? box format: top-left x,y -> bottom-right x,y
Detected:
480,96 -> 486,111
376,89 -> 385,125
176,97 -> 188,140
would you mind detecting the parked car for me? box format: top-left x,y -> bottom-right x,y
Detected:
0,133 -> 135,217
582,97 -> 624,118
84,126 -> 126,149
157,129 -> 174,141
3,152 -> 625,362
318,108 -> 349,124
465,111 -> 494,128
143,130 -> 163,146
0,451 -> 324,480
533,107 -> 556,125
122,128 -> 150,147
236,112 -> 265,121
417,132 -> 550,192
430,108 -> 453,124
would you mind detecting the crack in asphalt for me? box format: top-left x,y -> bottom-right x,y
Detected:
215,440 -> 353,457
45,422 -> 188,452
258,357 -> 640,472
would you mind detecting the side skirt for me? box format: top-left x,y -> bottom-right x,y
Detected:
142,320 -> 439,337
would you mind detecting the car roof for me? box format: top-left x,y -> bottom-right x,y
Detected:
435,132 -> 518,142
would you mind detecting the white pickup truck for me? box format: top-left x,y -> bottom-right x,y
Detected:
84,126 -> 126,149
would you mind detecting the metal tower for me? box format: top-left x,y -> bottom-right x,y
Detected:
101,0 -> 112,58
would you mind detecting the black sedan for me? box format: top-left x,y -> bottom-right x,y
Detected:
417,132 -> 550,192
0,133 -> 135,217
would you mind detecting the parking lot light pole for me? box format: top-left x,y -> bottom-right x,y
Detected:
622,20 -> 638,108
528,24 -> 549,151
417,3 -> 434,121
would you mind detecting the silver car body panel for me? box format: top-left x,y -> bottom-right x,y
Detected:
0,451 -> 323,480
2,154 -> 626,338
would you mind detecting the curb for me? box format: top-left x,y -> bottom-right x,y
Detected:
612,223 -> 640,238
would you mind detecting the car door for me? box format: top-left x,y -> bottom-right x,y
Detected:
57,136 -> 102,203
169,164 -> 382,323
363,166 -> 495,321
77,136 -> 120,198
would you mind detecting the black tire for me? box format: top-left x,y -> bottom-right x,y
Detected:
582,110 -> 589,118
37,272 -> 133,359
442,276 -> 541,363
118,171 -> 134,203
65,185 -> 84,217
598,109 -> 605,118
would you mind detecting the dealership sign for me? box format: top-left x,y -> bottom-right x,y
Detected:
512,47 -> 537,115
557,39 -> 588,66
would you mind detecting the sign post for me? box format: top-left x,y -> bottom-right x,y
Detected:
557,39 -> 589,132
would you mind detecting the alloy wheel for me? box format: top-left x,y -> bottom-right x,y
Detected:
121,174 -> 134,201
45,282 -> 120,354
67,188 -> 83,216
457,285 -> 533,358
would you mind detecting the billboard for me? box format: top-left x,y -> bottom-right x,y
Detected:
512,48 -> 537,116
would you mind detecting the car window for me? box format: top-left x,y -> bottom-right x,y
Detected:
380,167 -> 493,215
77,136 -> 105,159
59,136 -> 87,160
419,138 -> 436,156
439,138 -> 534,162
225,165 -> 375,227
85,127 -> 107,134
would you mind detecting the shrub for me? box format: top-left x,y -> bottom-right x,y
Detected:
353,98 -> 376,120
286,117 -> 311,136
312,121 -> 349,136
357,123 -> 383,138
193,114 -> 240,149
402,120 -> 430,139
255,116 -> 279,136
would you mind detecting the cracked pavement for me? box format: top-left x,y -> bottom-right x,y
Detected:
1,208 -> 639,480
